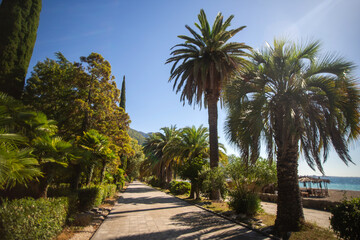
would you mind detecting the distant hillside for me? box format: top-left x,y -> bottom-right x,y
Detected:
128,128 -> 151,145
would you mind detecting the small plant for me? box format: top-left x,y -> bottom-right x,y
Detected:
169,181 -> 191,195
330,197 -> 360,240
228,187 -> 261,217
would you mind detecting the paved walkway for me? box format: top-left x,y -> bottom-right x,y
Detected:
92,181 -> 270,240
261,202 -> 332,229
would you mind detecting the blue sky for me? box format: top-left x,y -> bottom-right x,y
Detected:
28,0 -> 360,177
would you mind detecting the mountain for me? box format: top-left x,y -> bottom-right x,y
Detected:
128,128 -> 151,145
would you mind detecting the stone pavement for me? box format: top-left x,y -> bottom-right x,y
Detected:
92,181 -> 270,240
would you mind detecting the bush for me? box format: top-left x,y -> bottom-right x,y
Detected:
105,184 -> 117,198
228,188 -> 261,217
201,167 -> 228,199
148,176 -> 161,187
78,186 -> 104,211
0,197 -> 68,240
330,197 -> 360,240
169,181 -> 191,195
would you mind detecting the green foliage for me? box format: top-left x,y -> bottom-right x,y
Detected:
226,156 -> 277,191
330,197 -> 360,240
201,167 -> 228,199
105,184 -> 117,198
0,93 -> 42,189
120,76 -> 126,110
0,197 -> 68,240
0,0 -> 42,99
169,180 -> 191,195
147,176 -> 161,187
126,138 -> 145,179
78,186 -> 104,211
228,187 -> 261,217
128,128 -> 148,145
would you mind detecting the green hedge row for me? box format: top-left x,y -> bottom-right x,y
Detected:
77,184 -> 117,212
0,197 -> 69,240
0,184 -> 118,240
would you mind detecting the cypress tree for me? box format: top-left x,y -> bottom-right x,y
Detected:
0,0 -> 42,99
120,75 -> 126,110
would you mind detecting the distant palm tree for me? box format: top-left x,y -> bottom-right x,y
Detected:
224,39 -> 360,233
78,129 -> 112,185
176,125 -> 227,199
143,126 -> 179,186
166,9 -> 250,200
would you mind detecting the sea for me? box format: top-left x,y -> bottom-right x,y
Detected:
299,176 -> 360,191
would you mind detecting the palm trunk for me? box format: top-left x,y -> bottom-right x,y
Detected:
189,181 -> 195,199
274,111 -> 304,233
87,164 -> 94,185
100,161 -> 106,184
71,164 -> 82,190
166,162 -> 173,184
195,182 -> 201,200
207,94 -> 220,200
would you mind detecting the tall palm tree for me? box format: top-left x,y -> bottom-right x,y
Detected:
166,9 -> 250,200
224,39 -> 360,233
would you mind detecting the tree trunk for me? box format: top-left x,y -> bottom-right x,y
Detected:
87,164 -> 94,186
274,117 -> 304,233
71,164 -> 82,190
195,182 -> 201,200
99,161 -> 106,184
166,162 -> 173,184
207,94 -> 220,200
189,181 -> 195,199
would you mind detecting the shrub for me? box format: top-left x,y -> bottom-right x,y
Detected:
330,197 -> 360,240
201,167 -> 228,199
47,186 -> 73,197
0,197 -> 68,240
228,188 -> 261,217
78,186 -> 104,211
106,184 -> 117,198
148,176 -> 161,187
169,181 -> 191,195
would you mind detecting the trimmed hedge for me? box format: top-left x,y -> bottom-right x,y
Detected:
330,197 -> 360,240
78,184 -> 116,211
169,181 -> 191,195
0,197 -> 69,240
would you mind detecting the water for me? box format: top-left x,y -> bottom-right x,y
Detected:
299,176 -> 360,191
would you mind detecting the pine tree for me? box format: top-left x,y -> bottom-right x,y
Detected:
120,75 -> 126,110
0,0 -> 42,99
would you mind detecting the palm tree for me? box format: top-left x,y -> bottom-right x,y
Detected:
176,125 -> 227,199
32,135 -> 72,198
0,92 -> 41,189
166,9 -> 250,200
224,39 -> 360,233
78,129 -> 114,184
143,126 -> 179,186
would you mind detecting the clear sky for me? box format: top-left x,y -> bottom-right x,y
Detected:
27,0 -> 360,177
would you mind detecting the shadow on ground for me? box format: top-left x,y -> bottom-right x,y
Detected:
107,211 -> 269,240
